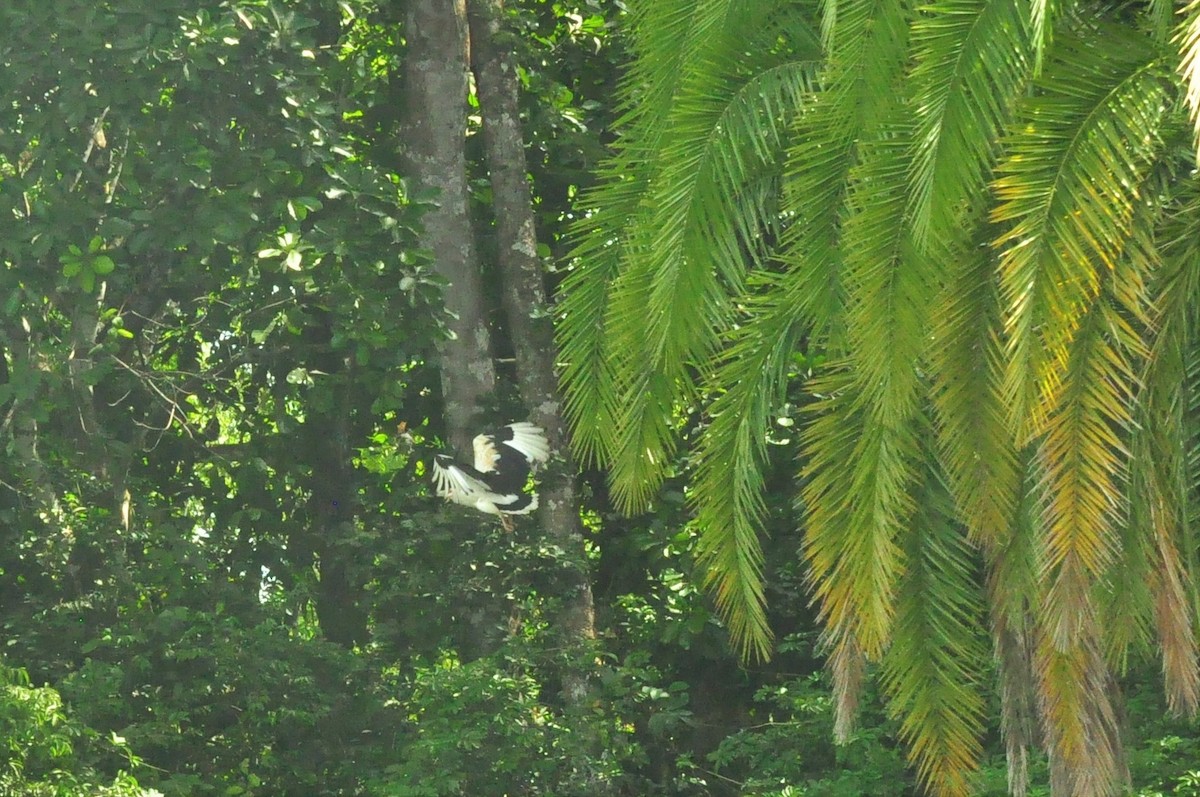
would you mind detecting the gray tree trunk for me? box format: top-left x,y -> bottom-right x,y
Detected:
467,0 -> 597,701
400,0 -> 495,453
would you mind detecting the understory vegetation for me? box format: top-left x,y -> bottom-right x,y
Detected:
4,0 -> 1200,795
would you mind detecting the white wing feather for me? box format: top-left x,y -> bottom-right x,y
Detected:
503,423 -> 550,463
471,423 -> 550,472
432,458 -> 492,506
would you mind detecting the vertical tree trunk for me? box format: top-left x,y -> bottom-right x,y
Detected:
399,0 -> 507,661
306,312 -> 369,648
467,0 -> 597,701
400,0 -> 495,453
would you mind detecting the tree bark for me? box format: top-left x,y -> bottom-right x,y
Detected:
400,0 -> 495,454
467,0 -> 597,700
306,312 -> 369,648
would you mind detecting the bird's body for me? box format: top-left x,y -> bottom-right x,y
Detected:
431,423 -> 550,529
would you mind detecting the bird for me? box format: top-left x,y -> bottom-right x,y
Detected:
431,422 -> 550,530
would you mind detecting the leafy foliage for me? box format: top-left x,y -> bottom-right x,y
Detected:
0,661 -> 145,796
6,1 -> 1200,797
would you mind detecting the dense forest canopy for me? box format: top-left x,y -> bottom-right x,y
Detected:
2,1 -> 1200,796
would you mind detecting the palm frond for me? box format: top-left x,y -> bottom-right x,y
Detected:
1104,425 -> 1158,672
1146,0 -> 1173,45
602,58 -> 819,513
827,626 -> 867,742
781,0 -> 913,347
985,452 -> 1044,625
690,276 -> 811,660
907,0 -> 1031,249
881,464 -> 987,797
1036,622 -> 1125,797
1037,297 -> 1142,647
555,0 -> 744,468
557,193 -> 632,467
1027,0 -> 1060,74
984,453 -> 1043,797
991,22 -> 1172,444
790,0 -> 922,670
1096,166 -> 1171,675
1149,481 -> 1200,715
802,368 -> 915,659
1138,174 -> 1200,714
800,101 -> 936,672
842,127 -> 935,426
928,230 -> 1019,548
993,616 -> 1038,797
561,0 -> 821,511
1177,0 -> 1200,162
555,0 -> 711,467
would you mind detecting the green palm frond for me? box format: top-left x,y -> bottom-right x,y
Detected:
559,0 -> 1200,792
1106,446 -> 1158,669
777,96 -> 852,342
690,276 -> 810,661
559,0 -> 821,510
991,21 -> 1172,444
556,0 -> 715,467
1137,175 -> 1200,713
907,0 -> 1031,249
557,197 -> 631,468
1147,0 -> 1173,45
1027,0 -> 1058,74
800,129 -> 936,662
881,463 -> 987,797
557,0 -> 728,467
781,0 -> 912,346
842,128 -> 931,424
603,58 -> 819,512
928,231 -> 1019,547
796,0 -> 938,669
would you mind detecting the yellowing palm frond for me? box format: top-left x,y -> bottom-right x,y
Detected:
802,368 -> 914,659
881,465 -> 987,797
1176,0 -> 1200,161
991,22 -> 1172,443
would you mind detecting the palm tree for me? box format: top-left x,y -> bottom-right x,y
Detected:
556,0 -> 1200,794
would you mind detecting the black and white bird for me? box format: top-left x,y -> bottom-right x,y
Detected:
431,422 -> 550,529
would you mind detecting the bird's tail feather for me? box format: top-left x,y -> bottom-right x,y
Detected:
506,423 -> 550,463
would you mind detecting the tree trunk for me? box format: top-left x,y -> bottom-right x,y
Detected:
400,0 -> 495,453
467,0 -> 597,702
399,0 -> 508,660
306,313 -> 369,648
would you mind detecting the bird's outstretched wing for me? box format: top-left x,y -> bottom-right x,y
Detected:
431,455 -> 493,507
473,423 -> 550,471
